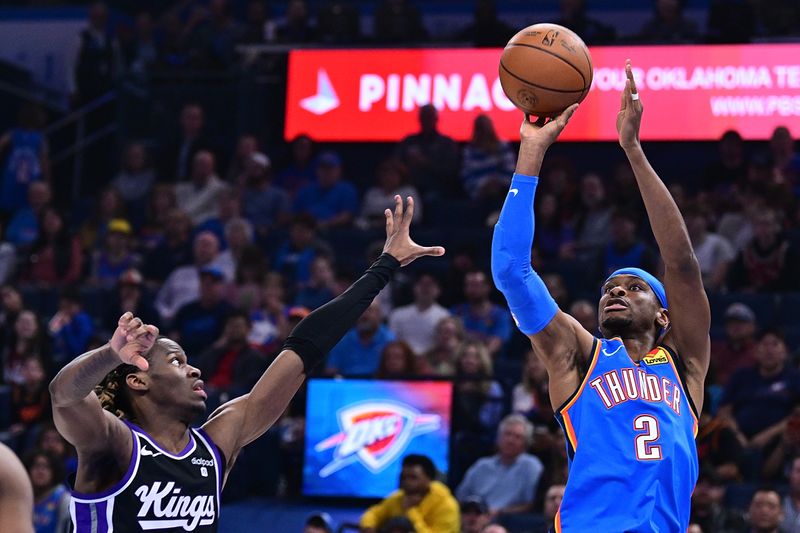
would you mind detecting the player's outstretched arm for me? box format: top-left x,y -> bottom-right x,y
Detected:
491,106 -> 595,410
202,196 -> 444,481
49,313 -> 157,455
617,60 -> 710,411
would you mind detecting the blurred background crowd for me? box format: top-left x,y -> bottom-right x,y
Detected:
0,0 -> 799,532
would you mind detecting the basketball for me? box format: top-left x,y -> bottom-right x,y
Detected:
499,23 -> 594,117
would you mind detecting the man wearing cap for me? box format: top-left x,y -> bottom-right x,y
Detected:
240,151 -> 290,238
90,218 -> 140,287
711,302 -> 758,386
460,496 -> 491,533
293,150 -> 358,229
169,265 -> 233,357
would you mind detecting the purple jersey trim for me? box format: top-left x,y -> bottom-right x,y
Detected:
195,427 -> 225,503
125,420 -> 197,459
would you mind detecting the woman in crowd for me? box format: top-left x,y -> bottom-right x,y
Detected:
23,208 -> 82,286
375,340 -> 427,379
424,316 -> 465,377
24,450 -> 69,533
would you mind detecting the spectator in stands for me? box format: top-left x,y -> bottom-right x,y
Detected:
701,130 -> 748,195
90,219 -> 140,287
68,1 -> 121,106
215,217 -> 255,281
169,265 -> 232,356
277,0 -> 317,43
781,456 -> 800,532
249,273 -> 292,351
78,186 -> 126,252
360,158 -> 422,228
142,208 -> 193,283
555,0 -> 616,44
395,104 -> 460,199
240,153 -> 290,238
36,422 -> 77,475
376,341 -> 424,379
48,288 -> 93,366
424,316 -> 465,376
205,0 -> 243,68
103,268 -> 159,334
541,273 -> 571,310
719,329 -> 800,462
5,181 -> 51,249
770,126 -> 800,186
572,172 -> 612,263
456,414 -> 544,517
568,299 -> 597,335
0,287 -> 24,365
389,272 -> 450,356
273,214 -> 332,288
2,309 -> 50,386
176,150 -> 229,226
690,468 -> 745,533
728,209 -> 797,292
193,189 -> 241,247
450,271 -> 511,357
455,0 -> 513,47
160,103 -> 215,182
531,192 -> 575,263
276,134 -> 316,199
542,484 -> 566,532
240,1 -> 276,44
706,0 -> 756,43
460,115 -> 515,204
373,0 -> 428,44
316,1 -> 362,45
195,310 -> 270,400
360,454 -> 459,533
121,11 -> 159,80
0,222 -> 14,286
139,184 -> 178,250
110,142 -> 156,216
599,209 -> 659,281
696,406 -> 744,482
23,208 -> 82,286
762,407 -> 800,482
10,355 -> 51,449
304,511 -> 334,533
636,0 -> 698,43
294,255 -> 338,310
512,350 -> 553,426
326,300 -> 395,376
685,203 -> 736,291
460,496 -> 491,533
745,488 -> 784,533
0,104 -> 50,218
155,230 -> 226,321
294,151 -> 358,229
711,303 -> 759,386
24,450 -> 69,533
226,134 -> 259,182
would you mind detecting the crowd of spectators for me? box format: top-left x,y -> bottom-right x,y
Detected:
1,1 -> 800,532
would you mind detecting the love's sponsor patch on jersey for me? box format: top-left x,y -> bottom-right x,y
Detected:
643,349 -> 669,365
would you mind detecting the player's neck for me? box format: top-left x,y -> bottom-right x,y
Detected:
618,335 -> 657,362
135,411 -> 192,454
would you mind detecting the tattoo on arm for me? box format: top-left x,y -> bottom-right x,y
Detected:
50,344 -> 121,406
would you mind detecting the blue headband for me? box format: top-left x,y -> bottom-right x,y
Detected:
604,268 -> 668,309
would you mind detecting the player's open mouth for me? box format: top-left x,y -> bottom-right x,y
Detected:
604,299 -> 628,312
193,381 -> 207,399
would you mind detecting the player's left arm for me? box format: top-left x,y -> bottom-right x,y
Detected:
618,60 -> 710,413
202,196 -> 444,481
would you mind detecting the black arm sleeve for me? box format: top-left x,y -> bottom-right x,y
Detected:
282,253 -> 400,373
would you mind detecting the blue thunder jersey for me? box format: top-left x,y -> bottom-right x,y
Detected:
554,337 -> 699,532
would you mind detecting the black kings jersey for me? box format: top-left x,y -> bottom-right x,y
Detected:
69,420 -> 223,532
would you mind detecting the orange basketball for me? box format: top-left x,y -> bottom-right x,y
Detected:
499,23 -> 593,117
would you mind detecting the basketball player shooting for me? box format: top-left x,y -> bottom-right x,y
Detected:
491,61 -> 709,532
49,197 -> 443,532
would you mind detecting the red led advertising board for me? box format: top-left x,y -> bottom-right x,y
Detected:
284,44 -> 800,142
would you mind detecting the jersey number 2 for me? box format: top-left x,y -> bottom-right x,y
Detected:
633,415 -> 662,461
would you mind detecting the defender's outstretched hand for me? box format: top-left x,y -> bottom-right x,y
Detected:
520,104 -> 579,148
110,312 -> 158,371
617,59 -> 643,150
383,195 -> 445,266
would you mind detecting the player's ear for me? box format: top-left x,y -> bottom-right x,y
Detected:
126,371 -> 149,392
656,308 -> 669,330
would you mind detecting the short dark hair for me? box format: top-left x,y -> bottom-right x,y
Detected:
60,286 -> 82,305
226,309 -> 251,327
22,450 -> 65,492
402,454 -> 436,480
759,327 -> 786,343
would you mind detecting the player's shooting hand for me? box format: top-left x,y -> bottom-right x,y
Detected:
382,195 -> 445,267
519,104 -> 579,149
110,312 -> 158,371
617,59 -> 643,151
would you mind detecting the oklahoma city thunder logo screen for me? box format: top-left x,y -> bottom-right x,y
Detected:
303,379 -> 453,498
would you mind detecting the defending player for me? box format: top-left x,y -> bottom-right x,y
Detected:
491,61 -> 709,532
0,442 -> 34,532
49,197 -> 443,532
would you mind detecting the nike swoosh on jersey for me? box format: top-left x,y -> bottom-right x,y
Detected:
602,345 -> 623,357
509,188 -> 519,197
140,445 -> 162,457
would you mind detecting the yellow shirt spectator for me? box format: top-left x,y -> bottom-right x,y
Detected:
360,479 -> 460,533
